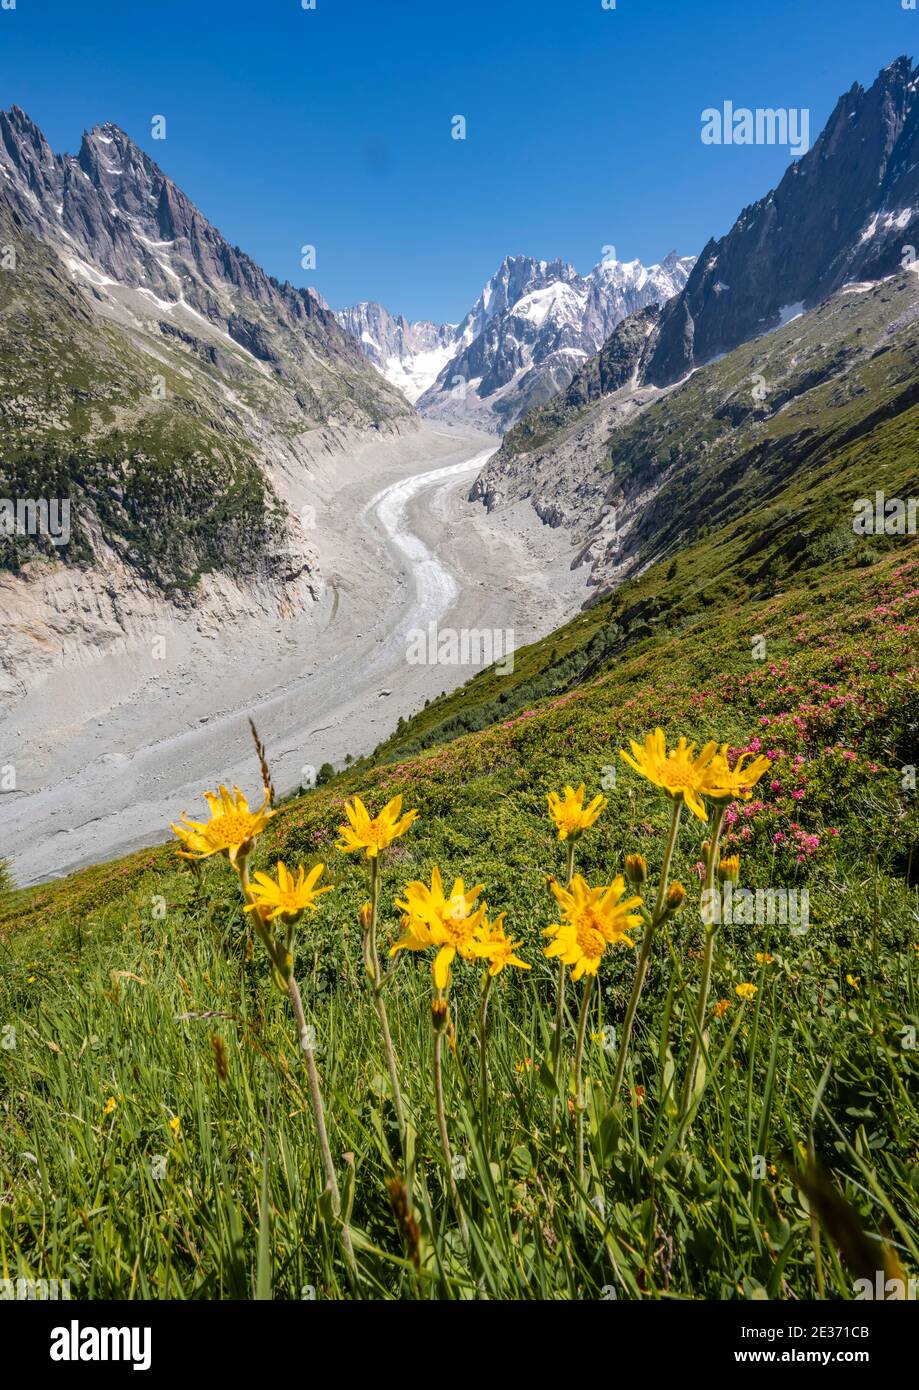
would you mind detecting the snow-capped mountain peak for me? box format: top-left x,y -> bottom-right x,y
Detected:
338,249 -> 694,429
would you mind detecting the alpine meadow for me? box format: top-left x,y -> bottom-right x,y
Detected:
0,0 -> 917,1339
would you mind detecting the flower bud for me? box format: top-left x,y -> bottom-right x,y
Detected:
625,853 -> 648,885
431,998 -> 449,1032
665,881 -> 686,912
718,854 -> 741,884
358,901 -> 372,931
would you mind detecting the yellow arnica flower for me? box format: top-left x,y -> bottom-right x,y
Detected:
712,998 -> 732,1019
543,874 -> 643,981
846,973 -> 860,991
701,747 -> 772,802
102,1096 -> 117,1117
172,785 -> 273,865
736,982 -> 758,1001
244,860 -> 332,922
336,794 -> 418,858
391,865 -> 486,988
474,913 -> 531,977
547,784 -> 607,840
619,729 -> 719,821
755,951 -> 775,965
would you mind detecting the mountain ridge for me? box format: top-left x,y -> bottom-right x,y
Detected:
0,105 -> 413,431
338,249 -> 694,430
641,54 -> 919,386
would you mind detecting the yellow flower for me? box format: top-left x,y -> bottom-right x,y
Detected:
735,982 -> 758,1001
336,794 -> 418,858
474,913 -> 530,977
169,1116 -> 181,1137
701,747 -> 772,803
171,784 -> 273,865
619,729 -> 719,821
846,973 -> 860,991
546,784 -> 607,840
755,951 -> 775,965
244,860 -> 332,922
102,1096 -> 117,1117
712,998 -> 732,1019
543,874 -> 642,981
390,865 -> 486,989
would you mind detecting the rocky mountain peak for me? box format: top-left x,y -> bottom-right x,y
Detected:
641,55 -> 919,386
339,246 -> 694,429
0,105 -> 411,432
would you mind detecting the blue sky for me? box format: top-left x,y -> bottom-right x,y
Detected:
0,0 -> 913,321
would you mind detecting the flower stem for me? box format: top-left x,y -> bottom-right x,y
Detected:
236,856 -> 357,1280
611,797 -> 682,1102
680,805 -> 726,1121
478,970 -> 494,1137
287,973 -> 358,1278
433,993 -> 469,1249
550,837 -> 577,1131
574,973 -> 595,1185
367,854 -> 407,1157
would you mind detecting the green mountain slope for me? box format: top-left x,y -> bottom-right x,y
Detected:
0,210 -> 286,591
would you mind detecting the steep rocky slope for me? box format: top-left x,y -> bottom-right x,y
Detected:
0,108 -> 415,696
473,57 -> 919,594
416,251 -> 692,431
335,302 -> 457,403
474,272 -> 919,594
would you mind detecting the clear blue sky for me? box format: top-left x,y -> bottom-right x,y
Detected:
0,0 -> 912,321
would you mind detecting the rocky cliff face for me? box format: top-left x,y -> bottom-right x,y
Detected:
641,56 -> 919,386
416,251 -> 693,432
335,301 -> 456,402
472,56 -> 919,584
475,272 -> 919,600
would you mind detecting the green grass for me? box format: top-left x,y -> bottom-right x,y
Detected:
2,546 -> 917,1299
